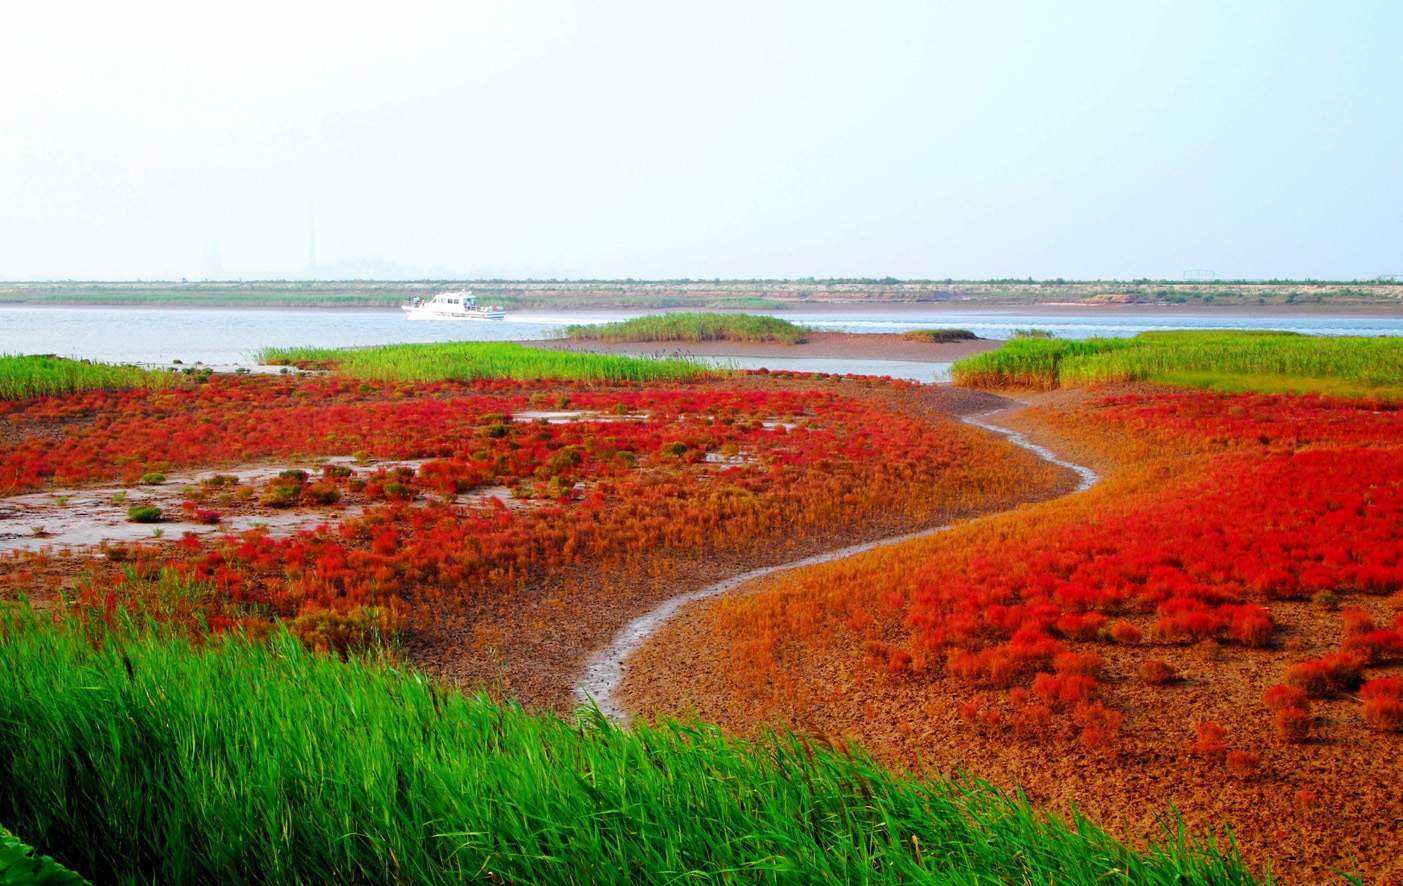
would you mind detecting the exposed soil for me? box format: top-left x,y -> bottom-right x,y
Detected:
522,332 -> 1001,362
615,398 -> 1403,885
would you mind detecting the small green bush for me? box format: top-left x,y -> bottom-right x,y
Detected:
259,485 -> 300,508
300,483 -> 341,506
125,505 -> 162,524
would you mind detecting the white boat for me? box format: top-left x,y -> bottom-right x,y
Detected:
401,290 -> 506,321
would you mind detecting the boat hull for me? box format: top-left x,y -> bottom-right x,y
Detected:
401,306 -> 506,321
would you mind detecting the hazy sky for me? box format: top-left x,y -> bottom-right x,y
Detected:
3,1 -> 1400,280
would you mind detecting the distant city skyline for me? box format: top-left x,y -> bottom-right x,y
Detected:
2,1 -> 1400,281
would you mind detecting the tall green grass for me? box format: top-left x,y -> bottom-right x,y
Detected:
0,355 -> 169,400
0,610 -> 1260,884
565,312 -> 810,344
257,341 -> 710,383
952,338 -> 1132,390
953,331 -> 1403,397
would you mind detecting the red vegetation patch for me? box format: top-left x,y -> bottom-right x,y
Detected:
1361,678 -> 1403,732
619,388 -> 1403,881
1191,721 -> 1228,758
1226,750 -> 1260,779
1138,659 -> 1176,685
1,372 -> 1053,700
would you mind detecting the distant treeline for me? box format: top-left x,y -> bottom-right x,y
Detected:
5,277 -> 1401,285
2,279 -> 1400,309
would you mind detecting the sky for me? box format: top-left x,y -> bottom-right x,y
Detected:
1,1 -> 1400,281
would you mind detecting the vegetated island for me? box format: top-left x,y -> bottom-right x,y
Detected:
530,313 -> 999,362
3,278 -> 1403,309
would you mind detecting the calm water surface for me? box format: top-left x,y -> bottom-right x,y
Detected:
3,305 -> 1399,382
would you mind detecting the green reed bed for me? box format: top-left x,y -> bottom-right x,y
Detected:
0,610 -> 1259,885
953,331 -> 1403,397
951,338 -> 1131,390
0,354 -> 170,401
565,312 -> 810,344
257,341 -> 710,383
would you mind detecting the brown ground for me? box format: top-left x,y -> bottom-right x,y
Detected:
616,397 -> 1403,885
521,331 -> 1001,362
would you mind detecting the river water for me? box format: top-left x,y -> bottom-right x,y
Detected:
3,304 -> 1400,383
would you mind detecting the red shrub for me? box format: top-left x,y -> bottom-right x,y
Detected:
1340,607 -> 1376,636
1263,683 -> 1308,712
1363,697 -> 1403,732
1072,701 -> 1124,750
1052,651 -> 1106,678
1108,620 -> 1143,644
1342,628 -> 1403,664
1032,672 -> 1097,708
1360,676 -> 1403,701
886,648 -> 914,675
1191,721 -> 1228,758
1227,604 -> 1274,647
1283,661 -> 1331,697
1285,652 -> 1367,697
1011,703 -> 1053,739
1360,678 -> 1403,732
1226,750 -> 1261,779
1274,707 -> 1311,744
1139,659 -> 1177,685
1055,611 -> 1107,641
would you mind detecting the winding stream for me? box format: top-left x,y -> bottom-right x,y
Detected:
574,409 -> 1100,721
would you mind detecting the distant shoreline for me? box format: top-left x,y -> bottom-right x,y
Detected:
2,279 -> 1401,313
4,301 -> 1403,319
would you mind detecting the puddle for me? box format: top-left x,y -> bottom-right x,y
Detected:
0,458 -> 518,553
703,451 -> 755,465
512,410 -> 647,424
